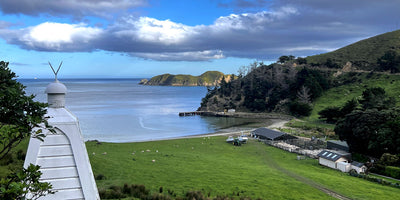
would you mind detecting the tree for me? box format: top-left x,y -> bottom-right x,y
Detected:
0,61 -> 53,199
296,57 -> 307,65
377,50 -> 400,73
288,101 -> 312,117
278,55 -> 295,64
318,106 -> 342,123
359,87 -> 396,111
335,108 -> 400,157
296,86 -> 311,104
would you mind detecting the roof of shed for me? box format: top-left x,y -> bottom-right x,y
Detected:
327,140 -> 349,147
317,150 -> 347,162
351,161 -> 365,168
251,127 -> 287,140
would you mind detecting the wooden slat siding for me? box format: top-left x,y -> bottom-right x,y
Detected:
37,155 -> 76,168
39,188 -> 84,200
46,177 -> 82,190
38,145 -> 73,157
40,167 -> 78,180
41,134 -> 70,146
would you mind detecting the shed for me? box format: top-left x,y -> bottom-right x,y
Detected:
351,161 -> 367,174
251,127 -> 297,141
317,150 -> 349,170
327,140 -> 349,152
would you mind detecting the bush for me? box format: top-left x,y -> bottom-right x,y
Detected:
95,174 -> 106,180
385,166 -> 400,179
185,191 -> 205,200
288,101 -> 312,117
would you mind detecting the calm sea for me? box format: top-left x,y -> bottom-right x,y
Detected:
20,79 -> 258,142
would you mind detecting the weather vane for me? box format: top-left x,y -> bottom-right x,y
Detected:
48,61 -> 63,81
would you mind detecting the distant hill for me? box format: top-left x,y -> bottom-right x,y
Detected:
141,71 -> 236,86
307,29 -> 400,70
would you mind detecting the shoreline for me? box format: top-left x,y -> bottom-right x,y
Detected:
88,119 -> 290,143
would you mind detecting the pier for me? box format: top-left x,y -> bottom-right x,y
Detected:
179,111 -> 205,116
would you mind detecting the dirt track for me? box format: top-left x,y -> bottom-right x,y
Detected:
260,144 -> 352,200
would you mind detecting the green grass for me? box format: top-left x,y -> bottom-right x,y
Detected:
311,72 -> 400,121
307,29 -> 400,67
87,137 -> 400,199
0,138 -> 30,178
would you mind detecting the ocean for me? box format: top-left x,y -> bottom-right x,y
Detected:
21,79 -> 260,142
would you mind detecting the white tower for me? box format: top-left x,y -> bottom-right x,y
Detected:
24,63 -> 100,200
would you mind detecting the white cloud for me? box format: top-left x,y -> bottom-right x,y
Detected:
7,22 -> 103,51
117,17 -> 196,45
132,50 -> 225,61
1,0 -> 400,61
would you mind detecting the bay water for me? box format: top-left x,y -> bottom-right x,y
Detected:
21,79 -> 259,142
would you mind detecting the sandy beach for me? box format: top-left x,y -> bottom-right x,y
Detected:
135,119 -> 290,142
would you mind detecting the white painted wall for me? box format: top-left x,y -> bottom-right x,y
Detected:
24,107 -> 100,200
336,162 -> 351,172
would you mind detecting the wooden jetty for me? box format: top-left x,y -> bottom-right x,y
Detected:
179,111 -> 205,116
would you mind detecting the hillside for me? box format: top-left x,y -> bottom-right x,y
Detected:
141,71 -> 236,86
198,30 -> 400,116
306,29 -> 400,70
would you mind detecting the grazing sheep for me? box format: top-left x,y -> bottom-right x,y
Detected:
146,149 -> 150,152
102,152 -> 107,155
152,159 -> 156,162
92,152 -> 95,155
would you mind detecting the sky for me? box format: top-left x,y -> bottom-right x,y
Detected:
0,0 -> 400,78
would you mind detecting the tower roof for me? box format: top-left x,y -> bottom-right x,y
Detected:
45,80 -> 67,94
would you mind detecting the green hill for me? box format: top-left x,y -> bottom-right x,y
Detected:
142,71 -> 236,86
198,30 -> 400,118
307,29 -> 400,69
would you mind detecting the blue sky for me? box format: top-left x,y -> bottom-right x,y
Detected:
1,0 -> 400,78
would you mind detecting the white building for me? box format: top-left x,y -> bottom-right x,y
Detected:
317,150 -> 349,171
24,79 -> 100,200
351,161 -> 367,174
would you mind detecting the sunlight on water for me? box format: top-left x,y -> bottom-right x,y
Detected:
21,79 -> 260,142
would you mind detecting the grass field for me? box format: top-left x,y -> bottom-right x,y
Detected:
87,137 -> 400,199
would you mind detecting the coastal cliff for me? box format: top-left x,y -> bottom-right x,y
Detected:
141,71 -> 236,86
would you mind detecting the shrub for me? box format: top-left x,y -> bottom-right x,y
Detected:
288,101 -> 312,117
95,174 -> 106,180
185,191 -> 205,200
385,166 -> 400,179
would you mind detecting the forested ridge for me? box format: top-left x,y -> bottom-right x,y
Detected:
198,30 -> 400,170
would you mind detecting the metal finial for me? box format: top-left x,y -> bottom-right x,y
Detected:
48,61 -> 63,81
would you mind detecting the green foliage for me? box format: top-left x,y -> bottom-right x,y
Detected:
335,108 -> 400,157
292,67 -> 330,100
379,153 -> 400,167
288,101 -> 312,117
145,71 -> 235,86
359,87 -> 396,110
318,106 -> 342,123
385,166 -> 400,179
278,55 -> 295,63
377,50 -> 400,73
318,98 -> 358,123
0,61 -> 53,199
0,164 -> 54,200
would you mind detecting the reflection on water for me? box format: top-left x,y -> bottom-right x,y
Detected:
21,79 -> 270,142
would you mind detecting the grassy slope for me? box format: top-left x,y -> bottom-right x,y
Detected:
307,29 -> 400,67
310,72 -> 400,120
87,137 -> 399,199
